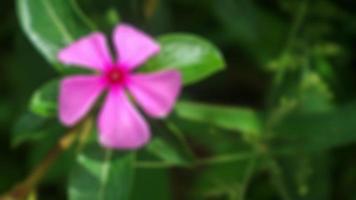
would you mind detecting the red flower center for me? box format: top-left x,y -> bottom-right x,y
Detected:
105,67 -> 127,85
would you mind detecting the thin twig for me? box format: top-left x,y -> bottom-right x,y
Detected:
195,152 -> 256,166
0,116 -> 92,200
0,130 -> 76,200
239,157 -> 258,200
163,120 -> 195,158
268,0 -> 309,108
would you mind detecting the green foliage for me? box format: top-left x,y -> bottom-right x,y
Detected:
142,34 -> 225,85
193,158 -> 257,199
175,101 -> 262,136
275,153 -> 331,200
30,79 -> 59,117
1,0 -> 356,199
17,0 -> 92,72
69,142 -> 135,200
274,101 -> 356,152
131,169 -> 171,200
144,136 -> 193,167
12,112 -> 63,147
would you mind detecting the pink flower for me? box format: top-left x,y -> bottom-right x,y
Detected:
57,24 -> 182,149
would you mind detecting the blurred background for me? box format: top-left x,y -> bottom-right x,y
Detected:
1,0 -> 356,199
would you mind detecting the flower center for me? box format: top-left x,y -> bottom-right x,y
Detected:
105,67 -> 126,85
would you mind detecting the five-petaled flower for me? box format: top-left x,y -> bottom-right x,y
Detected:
57,24 -> 182,149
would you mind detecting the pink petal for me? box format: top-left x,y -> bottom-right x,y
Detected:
59,75 -> 105,126
128,70 -> 182,118
58,33 -> 112,71
98,88 -> 150,149
113,24 -> 160,69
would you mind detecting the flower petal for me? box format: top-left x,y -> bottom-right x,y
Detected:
128,70 -> 182,118
113,24 -> 160,69
58,33 -> 112,71
98,88 -> 150,149
59,75 -> 105,126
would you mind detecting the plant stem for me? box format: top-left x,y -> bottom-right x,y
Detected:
135,161 -> 178,169
254,142 -> 293,200
239,157 -> 257,200
0,130 -> 76,200
164,120 -> 195,158
195,152 -> 256,166
266,155 -> 293,200
135,145 -> 301,169
284,0 -> 309,54
0,116 -> 92,200
268,0 -> 309,108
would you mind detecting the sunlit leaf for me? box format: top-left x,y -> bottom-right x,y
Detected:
175,101 -> 262,135
17,0 -> 92,71
30,79 -> 59,117
142,34 -> 225,85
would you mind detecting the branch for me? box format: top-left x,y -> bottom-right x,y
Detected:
0,116 -> 93,200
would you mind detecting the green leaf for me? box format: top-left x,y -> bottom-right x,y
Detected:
141,34 -> 225,85
273,101 -> 356,152
298,71 -> 333,113
138,120 -> 195,167
175,101 -> 262,135
12,112 -> 63,147
193,158 -> 257,199
30,79 -> 59,117
69,143 -> 135,200
17,0 -> 92,71
143,137 -> 193,167
28,130 -> 75,184
172,118 -> 255,163
274,153 -> 331,200
132,169 -> 171,200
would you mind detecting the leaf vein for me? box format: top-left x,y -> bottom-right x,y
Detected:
41,0 -> 73,43
98,150 -> 113,200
